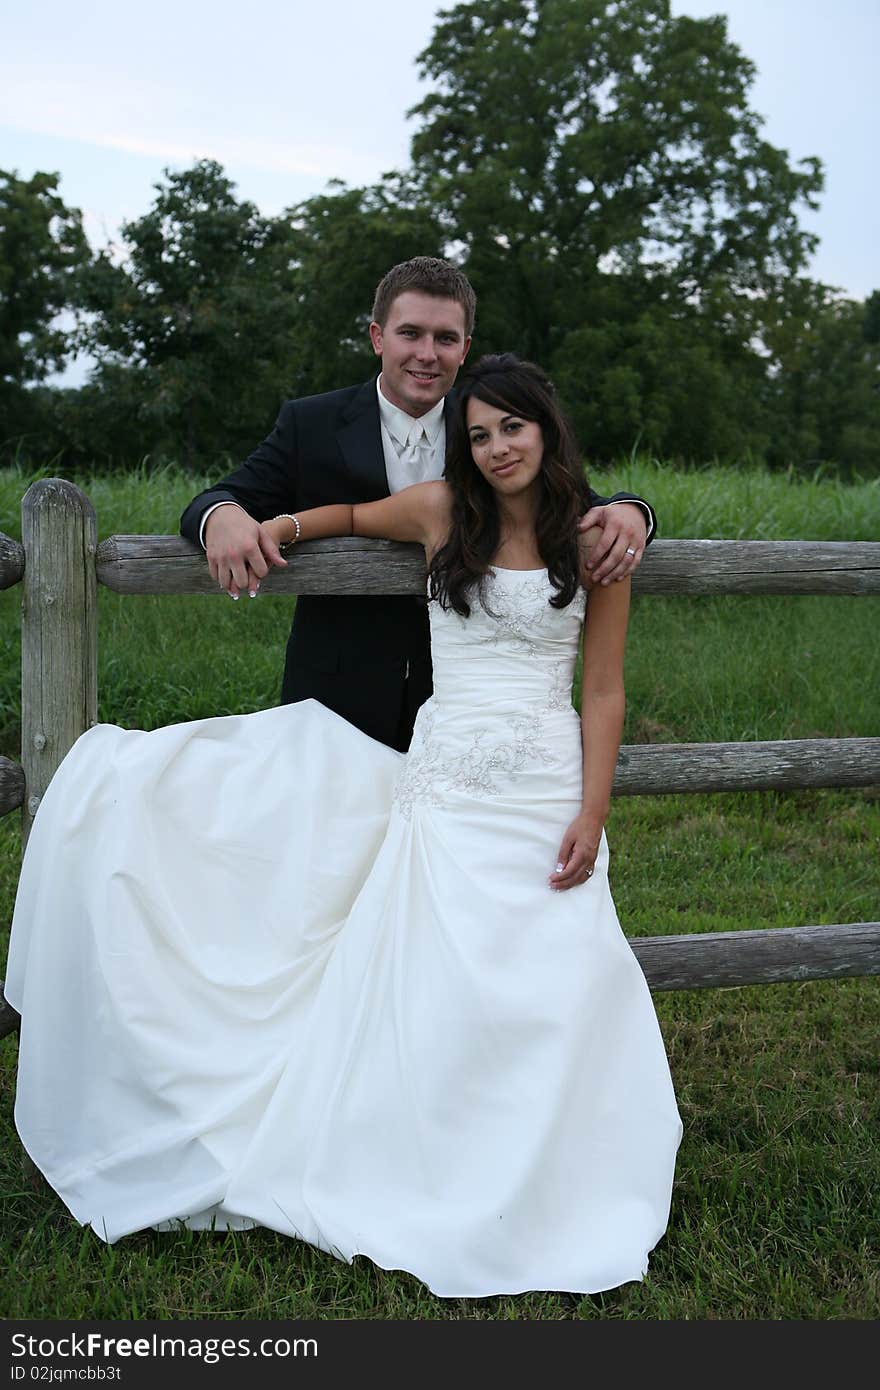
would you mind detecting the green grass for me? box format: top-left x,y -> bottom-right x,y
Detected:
0,460 -> 878,1320
590,454 -> 880,541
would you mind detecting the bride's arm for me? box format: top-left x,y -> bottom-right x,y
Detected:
261,481 -> 451,553
549,574 -> 630,892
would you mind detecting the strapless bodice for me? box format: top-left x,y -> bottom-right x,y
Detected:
427,567 -> 586,716
393,568 -> 587,819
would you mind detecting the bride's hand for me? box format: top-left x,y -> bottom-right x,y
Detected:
260,516 -> 291,549
549,813 -> 602,891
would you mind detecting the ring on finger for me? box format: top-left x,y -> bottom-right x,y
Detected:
625,547 -> 636,557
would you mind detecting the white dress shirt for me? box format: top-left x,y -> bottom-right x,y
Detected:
376,376 -> 447,491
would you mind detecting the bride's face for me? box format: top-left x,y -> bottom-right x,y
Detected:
466,397 -> 545,498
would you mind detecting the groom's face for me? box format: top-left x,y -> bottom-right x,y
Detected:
370,291 -> 471,418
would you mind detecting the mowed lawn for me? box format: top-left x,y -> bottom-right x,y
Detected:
0,460 -> 878,1320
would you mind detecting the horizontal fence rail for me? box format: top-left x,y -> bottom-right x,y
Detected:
0,757 -> 25,815
629,921 -> 880,991
0,531 -> 25,590
0,482 -> 877,1027
629,538 -> 880,595
1,739 -> 876,813
2,918 -> 878,1038
613,737 -> 880,795
95,535 -> 880,597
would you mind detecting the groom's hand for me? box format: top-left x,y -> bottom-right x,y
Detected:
204,505 -> 287,600
577,503 -> 646,585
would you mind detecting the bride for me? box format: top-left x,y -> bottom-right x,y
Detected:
5,354 -> 681,1299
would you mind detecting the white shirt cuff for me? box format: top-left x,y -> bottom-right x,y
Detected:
198,500 -> 246,549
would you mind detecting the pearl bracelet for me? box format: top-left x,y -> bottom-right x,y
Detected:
272,513 -> 301,548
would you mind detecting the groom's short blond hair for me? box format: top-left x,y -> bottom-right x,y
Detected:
372,257 -> 476,336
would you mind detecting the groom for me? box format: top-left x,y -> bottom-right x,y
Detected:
180,257 -> 656,751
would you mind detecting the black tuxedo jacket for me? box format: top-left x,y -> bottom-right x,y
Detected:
180,378 -> 656,751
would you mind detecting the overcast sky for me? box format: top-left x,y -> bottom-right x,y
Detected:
2,0 -> 876,329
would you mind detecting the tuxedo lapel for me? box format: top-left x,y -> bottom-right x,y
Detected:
337,379 -> 460,499
337,379 -> 389,501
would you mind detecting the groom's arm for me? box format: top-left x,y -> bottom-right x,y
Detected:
180,403 -> 299,597
580,487 -> 656,586
180,402 -> 300,544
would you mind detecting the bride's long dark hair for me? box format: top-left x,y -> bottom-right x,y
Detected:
428,353 -> 591,617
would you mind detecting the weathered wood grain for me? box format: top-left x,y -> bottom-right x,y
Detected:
614,737 -> 880,794
9,734 -> 870,806
631,539 -> 880,595
96,536 -> 880,596
96,535 -> 428,595
21,480 -> 97,848
0,757 -> 25,815
0,531 -> 24,590
630,921 -> 880,991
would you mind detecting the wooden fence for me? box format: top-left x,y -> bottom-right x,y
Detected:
1,477 -> 879,1038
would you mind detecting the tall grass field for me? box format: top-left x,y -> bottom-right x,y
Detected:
0,460 -> 878,1320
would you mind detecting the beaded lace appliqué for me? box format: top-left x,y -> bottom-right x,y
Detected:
393,710 -> 554,819
481,574 -> 550,656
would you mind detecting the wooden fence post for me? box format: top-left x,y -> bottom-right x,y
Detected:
20,480 -> 97,850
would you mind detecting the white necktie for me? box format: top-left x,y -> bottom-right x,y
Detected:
399,426 -> 434,484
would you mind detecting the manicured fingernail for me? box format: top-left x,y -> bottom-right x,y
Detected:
230,592 -> 239,601
555,862 -> 564,873
249,589 -> 257,598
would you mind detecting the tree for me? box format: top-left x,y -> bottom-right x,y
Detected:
408,0 -> 824,459
76,164 -> 447,465
80,160 -> 298,465
0,169 -> 88,443
765,282 -> 880,474
279,177 -> 447,397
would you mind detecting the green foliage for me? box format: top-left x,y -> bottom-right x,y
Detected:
551,289 -> 771,464
77,160 -> 299,466
412,0 -> 820,293
764,282 -> 880,475
408,0 -> 826,460
0,170 -> 88,447
280,178 -> 447,396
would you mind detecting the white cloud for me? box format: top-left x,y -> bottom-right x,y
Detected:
0,64 -> 388,183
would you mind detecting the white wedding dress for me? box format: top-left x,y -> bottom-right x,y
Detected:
6,568 -> 681,1298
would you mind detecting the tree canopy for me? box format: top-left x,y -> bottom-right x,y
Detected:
407,0 -> 828,461
0,169 -> 88,442
0,0 -> 876,475
75,160 -> 298,465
